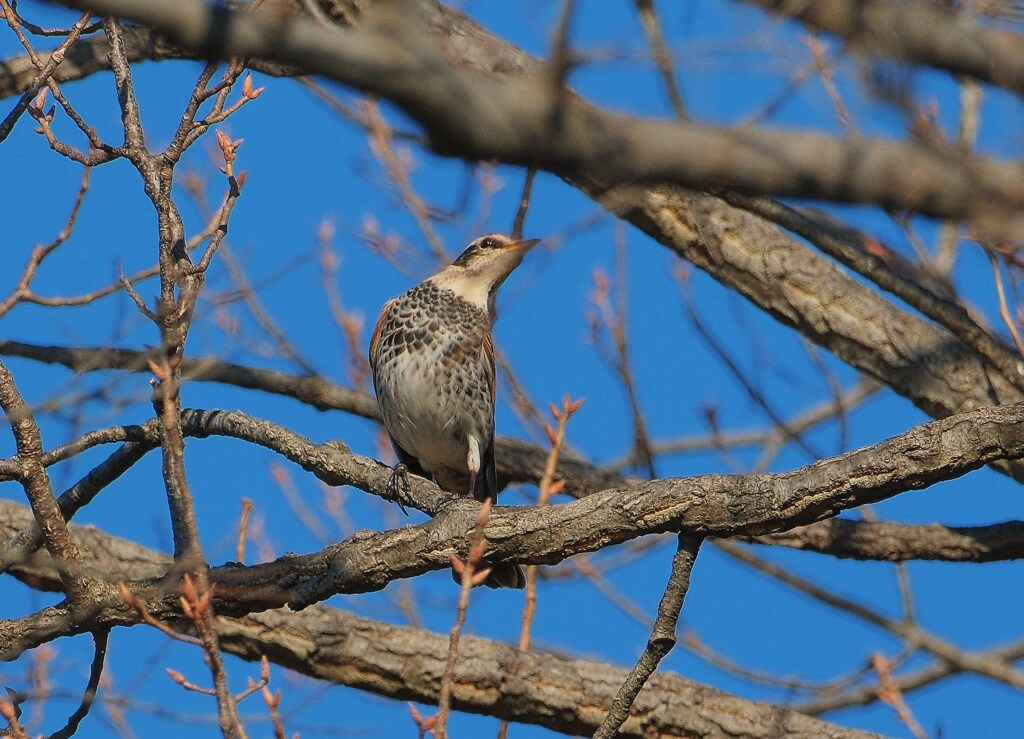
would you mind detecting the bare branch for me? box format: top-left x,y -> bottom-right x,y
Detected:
46,0 -> 1024,237
593,532 -> 702,738
0,499 -> 881,738
750,518 -> 1024,563
47,629 -> 109,739
19,2 -> 1024,452
743,0 -> 1024,96
0,360 -> 89,603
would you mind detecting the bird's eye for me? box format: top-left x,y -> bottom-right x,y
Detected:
479,237 -> 497,249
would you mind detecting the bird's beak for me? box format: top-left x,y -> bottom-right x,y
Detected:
508,238 -> 541,252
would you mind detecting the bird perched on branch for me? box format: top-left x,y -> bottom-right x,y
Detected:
369,233 -> 539,589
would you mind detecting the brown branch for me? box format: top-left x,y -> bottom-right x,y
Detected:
4,399 -> 1024,578
47,0 -> 1024,238
0,3 -> 92,143
0,340 -> 623,495
4,399 -> 1024,661
619,187 -> 1024,481
434,498 -> 493,739
593,531 -> 703,738
0,503 -> 881,738
363,97 -> 449,262
717,541 -> 1024,688
4,403 -> 1022,578
749,518 -> 1024,563
634,0 -> 688,120
16,2 -> 1024,471
510,167 -> 536,239
721,192 -> 1024,394
0,360 -> 89,603
609,378 -> 880,471
794,639 -> 1024,716
680,276 -> 822,462
100,15 -> 252,736
47,628 -> 108,739
743,0 -> 1024,97
0,165 -> 92,319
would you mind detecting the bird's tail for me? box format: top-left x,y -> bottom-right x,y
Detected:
451,560 -> 526,589
484,562 -> 526,590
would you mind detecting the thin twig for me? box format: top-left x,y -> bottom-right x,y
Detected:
0,694 -> 27,739
0,4 -> 93,144
0,360 -> 89,602
717,540 -> 1024,688
987,248 -> 1024,357
679,275 -> 821,460
592,532 -> 703,738
434,498 -> 495,739
511,168 -> 536,239
498,395 -> 582,739
262,681 -> 287,739
872,652 -> 927,739
48,629 -> 109,739
236,498 -> 254,563
634,0 -> 688,120
588,236 -> 657,476
363,97 -> 449,262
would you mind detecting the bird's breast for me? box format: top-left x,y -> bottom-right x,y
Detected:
373,284 -> 494,475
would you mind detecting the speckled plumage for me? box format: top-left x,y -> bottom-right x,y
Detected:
371,280 -> 495,497
369,233 -> 539,589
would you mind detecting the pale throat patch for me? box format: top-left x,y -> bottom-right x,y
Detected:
429,268 -> 495,310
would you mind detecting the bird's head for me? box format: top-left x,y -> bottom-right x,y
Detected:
430,233 -> 540,312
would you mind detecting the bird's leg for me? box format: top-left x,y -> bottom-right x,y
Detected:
386,462 -> 411,516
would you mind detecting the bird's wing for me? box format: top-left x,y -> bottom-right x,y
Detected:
480,330 -> 499,502
368,297 -> 432,481
367,298 -> 395,383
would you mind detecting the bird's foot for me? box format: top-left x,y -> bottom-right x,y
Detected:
386,462 -> 412,515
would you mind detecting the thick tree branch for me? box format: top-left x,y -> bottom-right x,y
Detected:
750,518 -> 1024,563
742,0 -> 1024,97
618,188 -> 1024,469
0,500 -> 879,738
47,0 -> 1024,238
5,405 -> 1019,575
4,374 -> 1019,569
11,4 -> 1024,481
223,604 -> 881,739
721,192 -> 1024,396
4,399 -> 1024,662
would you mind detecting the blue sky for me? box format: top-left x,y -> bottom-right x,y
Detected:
2,1 -> 1023,737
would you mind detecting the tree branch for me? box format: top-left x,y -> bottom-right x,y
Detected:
46,0 -> 1024,238
749,518 -> 1024,563
0,340 -> 629,497
0,498 -> 881,738
4,399 -> 1023,662
594,532 -> 703,738
742,0 -> 1024,97
11,3 -> 1024,479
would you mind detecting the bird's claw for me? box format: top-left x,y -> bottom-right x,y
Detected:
387,462 -> 412,515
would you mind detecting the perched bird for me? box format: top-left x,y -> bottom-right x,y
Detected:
369,233 -> 539,589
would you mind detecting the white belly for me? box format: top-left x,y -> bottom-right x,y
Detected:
374,340 -> 492,476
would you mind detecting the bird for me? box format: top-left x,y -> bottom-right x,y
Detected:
369,233 -> 539,589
